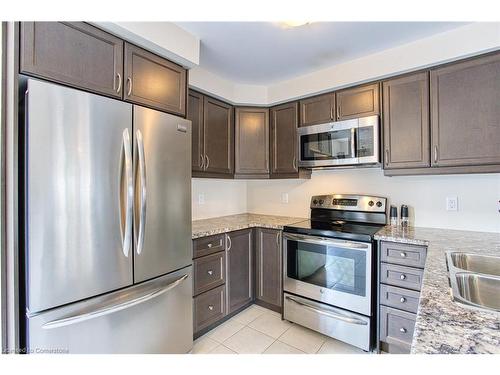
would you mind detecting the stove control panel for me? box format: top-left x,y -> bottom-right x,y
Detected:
310,194 -> 387,213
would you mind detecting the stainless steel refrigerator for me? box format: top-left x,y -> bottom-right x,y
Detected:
22,78 -> 193,353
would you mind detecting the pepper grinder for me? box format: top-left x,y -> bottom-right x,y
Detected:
389,205 -> 398,227
400,205 -> 409,228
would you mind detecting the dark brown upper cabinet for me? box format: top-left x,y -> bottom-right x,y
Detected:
124,43 -> 187,116
203,96 -> 234,176
188,90 -> 204,172
226,229 -> 254,314
234,107 -> 270,178
430,53 -> 500,167
299,93 -> 335,127
336,83 -> 380,121
187,90 -> 234,178
20,22 -> 124,99
270,102 -> 299,178
255,228 -> 282,311
383,72 -> 430,169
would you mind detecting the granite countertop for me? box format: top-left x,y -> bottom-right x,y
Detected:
375,226 -> 500,354
192,213 -> 306,239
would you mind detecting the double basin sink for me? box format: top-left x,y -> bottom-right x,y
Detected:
446,252 -> 500,312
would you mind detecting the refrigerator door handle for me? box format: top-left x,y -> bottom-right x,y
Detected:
120,128 -> 133,258
136,130 -> 147,255
41,274 -> 189,330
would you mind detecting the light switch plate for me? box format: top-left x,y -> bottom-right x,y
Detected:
281,192 -> 289,204
446,196 -> 458,211
198,193 -> 205,205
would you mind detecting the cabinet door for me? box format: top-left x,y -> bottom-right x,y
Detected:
270,102 -> 299,177
255,229 -> 282,309
20,22 -> 123,98
188,90 -> 204,172
235,107 -> 270,176
203,96 -> 234,175
336,83 -> 380,120
299,93 -> 335,127
124,43 -> 186,116
226,229 -> 253,313
383,72 -> 430,169
430,53 -> 500,167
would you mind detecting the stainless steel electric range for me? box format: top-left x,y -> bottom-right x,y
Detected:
282,194 -> 387,352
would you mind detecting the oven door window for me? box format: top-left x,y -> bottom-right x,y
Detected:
300,128 -> 355,161
287,239 -> 367,297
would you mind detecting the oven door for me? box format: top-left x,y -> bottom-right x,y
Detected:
283,232 -> 372,316
298,120 -> 358,167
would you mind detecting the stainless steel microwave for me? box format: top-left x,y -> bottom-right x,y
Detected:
298,115 -> 380,168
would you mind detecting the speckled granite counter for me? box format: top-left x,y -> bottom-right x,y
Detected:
375,226 -> 500,354
192,213 -> 306,239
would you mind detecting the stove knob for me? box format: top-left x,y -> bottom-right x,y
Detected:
368,200 -> 374,207
313,199 -> 318,205
319,199 -> 324,205
376,201 -> 383,207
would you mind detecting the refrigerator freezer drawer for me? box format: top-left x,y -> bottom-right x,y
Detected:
26,266 -> 193,354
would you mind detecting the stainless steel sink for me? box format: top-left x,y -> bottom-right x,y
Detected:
452,273 -> 500,312
448,252 -> 500,277
446,251 -> 500,312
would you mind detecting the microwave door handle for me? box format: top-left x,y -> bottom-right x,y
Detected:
283,233 -> 369,250
351,127 -> 356,159
286,296 -> 368,326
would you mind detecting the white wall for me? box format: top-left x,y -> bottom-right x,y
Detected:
246,169 -> 500,233
192,178 -> 247,220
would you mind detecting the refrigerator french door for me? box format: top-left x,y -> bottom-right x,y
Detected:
23,78 -> 193,353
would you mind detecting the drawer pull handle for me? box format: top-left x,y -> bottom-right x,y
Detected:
400,327 -> 407,333
207,270 -> 213,276
207,243 -> 212,248
400,274 -> 407,280
208,305 -> 214,311
400,252 -> 407,258
400,297 -> 406,303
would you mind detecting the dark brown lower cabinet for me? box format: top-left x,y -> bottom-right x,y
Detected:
255,228 -> 282,312
226,229 -> 254,313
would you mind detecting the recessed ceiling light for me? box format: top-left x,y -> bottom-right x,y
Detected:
279,21 -> 311,28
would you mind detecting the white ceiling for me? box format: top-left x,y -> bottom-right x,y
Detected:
176,22 -> 469,85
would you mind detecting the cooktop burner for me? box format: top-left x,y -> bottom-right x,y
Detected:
283,193 -> 387,242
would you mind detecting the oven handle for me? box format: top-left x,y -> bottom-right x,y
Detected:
285,296 -> 368,326
283,232 -> 370,250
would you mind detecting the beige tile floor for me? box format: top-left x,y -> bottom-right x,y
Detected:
191,304 -> 368,354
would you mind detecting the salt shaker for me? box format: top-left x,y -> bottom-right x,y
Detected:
400,205 -> 409,228
390,205 -> 398,227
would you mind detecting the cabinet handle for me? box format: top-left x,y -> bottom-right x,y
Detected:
276,232 -> 280,247
336,105 -> 340,119
399,327 -> 407,333
208,305 -> 214,311
385,149 -> 389,166
330,106 -> 334,120
126,77 -> 132,97
293,156 -> 297,170
207,243 -> 212,248
434,145 -> 438,163
205,155 -> 210,170
200,154 -> 204,169
116,73 -> 122,93
207,270 -> 213,276
400,274 -> 407,280
227,235 -> 231,251
400,297 -> 406,303
400,252 -> 407,258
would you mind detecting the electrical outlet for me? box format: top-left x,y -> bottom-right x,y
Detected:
281,193 -> 289,204
446,196 -> 458,211
198,193 -> 205,205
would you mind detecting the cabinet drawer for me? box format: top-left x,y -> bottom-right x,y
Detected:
379,305 -> 416,351
193,285 -> 226,333
193,252 -> 226,296
381,241 -> 427,268
380,284 -> 420,313
380,263 -> 424,291
193,234 -> 225,258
